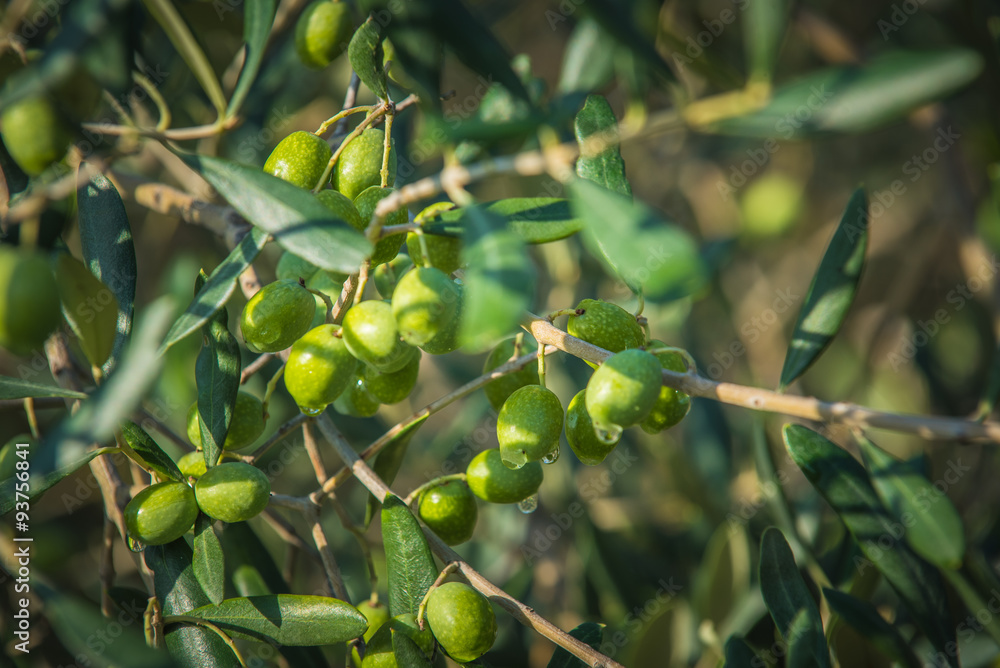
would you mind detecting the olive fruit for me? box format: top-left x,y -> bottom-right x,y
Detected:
341,300 -> 414,372
333,128 -> 396,200
496,385 -> 564,469
407,202 -> 461,274
0,95 -> 73,176
241,279 -> 316,353
284,324 -> 357,413
263,131 -> 332,190
353,186 -> 407,266
124,482 -> 199,546
352,599 -> 391,666
362,613 -> 434,667
418,279 -> 463,355
316,189 -> 365,230
391,267 -> 460,347
417,480 -> 478,545
466,449 -> 543,504
566,299 -> 645,368
332,369 -> 381,418
186,391 -> 265,451
0,246 -> 61,355
177,450 -> 208,479
425,582 -> 497,663
585,349 -> 662,439
483,338 -> 539,411
641,344 -> 691,434
565,390 -> 619,466
294,0 -> 352,69
194,462 -> 270,523
364,350 -> 420,404
373,254 -> 413,299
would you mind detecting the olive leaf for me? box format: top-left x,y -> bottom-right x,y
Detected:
558,17 -> 617,94
119,421 -> 184,482
0,447 -> 115,516
195,274 -> 240,470
54,253 -> 119,369
348,17 -> 389,101
723,636 -> 760,666
227,0 -> 277,117
382,494 -> 438,616
744,0 -> 790,85
574,95 -> 631,198
546,622 -> 604,668
194,515 -> 225,605
425,198 -> 582,245
822,588 -> 922,668
0,377 -> 86,400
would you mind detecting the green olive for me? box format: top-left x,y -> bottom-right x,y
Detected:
316,189 -> 365,230
391,267 -> 460,347
341,299 -> 415,373
407,202 -> 461,274
351,599 -> 391,666
352,186 -> 407,266
263,131 -> 332,190
585,349 -> 662,439
362,614 -> 434,667
363,349 -> 420,404
641,343 -> 691,434
372,253 -> 413,300
186,391 -> 266,451
566,299 -> 645,369
294,0 -> 353,69
194,462 -> 271,523
332,369 -> 381,418
425,582 -> 497,663
333,128 -> 396,200
482,338 -> 540,411
565,390 -> 619,466
177,450 -> 208,479
465,449 -> 543,504
284,324 -> 357,413
124,482 -> 199,546
417,480 -> 478,545
496,385 -> 564,469
240,279 -> 316,353
0,95 -> 73,176
0,246 -> 62,355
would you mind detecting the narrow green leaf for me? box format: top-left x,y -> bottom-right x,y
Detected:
759,528 -> 830,668
940,569 -> 1000,648
55,253 -> 119,369
392,632 -> 433,667
77,168 -> 137,375
185,595 -> 367,646
723,636 -> 759,666
427,198 -> 582,244
232,565 -> 270,597
227,0 -> 277,117
194,516 -> 226,605
823,588 -> 922,668
779,188 -> 868,389
574,95 -> 631,198
546,622 -> 604,668
558,17 -> 617,93
0,447 -> 113,516
578,0 -> 676,83
570,179 -> 705,301
366,417 -> 427,528
692,522 -> 751,629
0,377 -> 86,400
142,0 -> 227,116
744,0 -> 790,85
181,154 -> 371,273
459,206 -> 535,352
856,433 -> 965,569
348,17 -> 389,100
711,49 -> 982,138
382,494 -> 438,616
196,312 -> 240,470
37,581 -> 176,668
120,421 -> 184,482
146,541 -> 242,668
785,608 -> 828,668
782,424 -> 956,663
161,229 -> 268,351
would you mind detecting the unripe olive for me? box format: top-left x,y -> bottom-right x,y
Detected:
124,482 -> 199,546
364,350 -> 420,404
585,349 -> 662,440
316,188 -> 365,231
565,390 -> 619,466
407,202 -> 461,274
352,599 -> 391,666
0,246 -> 61,355
194,462 -> 270,523
641,344 -> 691,434
391,267 -> 460,347
496,385 -> 564,469
353,186 -> 407,266
294,0 -> 353,69
466,449 -> 543,504
0,95 -> 73,176
284,324 -> 357,413
263,131 -> 332,190
482,338 -> 540,411
186,391 -> 266,451
332,369 -> 381,418
566,299 -> 645,369
177,450 -> 208,479
341,300 -> 415,373
362,614 -> 434,667
418,279 -> 463,355
333,128 -> 396,200
417,480 -> 478,545
373,254 -> 413,299
240,279 -> 316,353
425,582 -> 497,663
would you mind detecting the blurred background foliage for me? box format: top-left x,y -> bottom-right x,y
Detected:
2,0 -> 1000,666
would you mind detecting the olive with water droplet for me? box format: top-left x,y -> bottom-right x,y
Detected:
641,343 -> 691,434
496,385 -> 564,469
585,349 -> 662,433
482,337 -> 539,411
466,449 -> 543,504
565,389 -> 620,465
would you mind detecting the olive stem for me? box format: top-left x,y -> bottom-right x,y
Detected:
314,105 -> 386,194
315,105 -> 376,138
305,286 -> 335,322
545,308 -> 579,322
133,70 -> 172,132
415,562 -> 460,630
512,331 -> 524,360
260,364 -> 285,416
633,290 -> 646,319
402,474 -> 468,507
306,504 -> 351,602
379,110 -> 395,189
413,229 -> 432,269
353,260 -> 371,308
643,344 -> 699,374
245,413 -> 309,461
537,346 -> 547,389
162,616 -> 247,667
239,353 -> 274,384
330,272 -> 360,324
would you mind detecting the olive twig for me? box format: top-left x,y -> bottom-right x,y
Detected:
239,354 -> 274,384
379,110 -> 395,189
245,413 -> 309,461
326,493 -> 379,591
305,286 -> 335,322
260,364 -> 285,416
306,504 -> 351,601
315,105 -> 376,138
402,474 -> 468,507
314,104 -> 387,194
415,562 -> 460,630
353,260 -> 372,308
412,229 -> 432,268
133,71 -> 172,133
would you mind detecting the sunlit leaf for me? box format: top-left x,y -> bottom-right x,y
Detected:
382,494 -> 438,616
194,515 -> 225,605
54,253 -> 119,369
227,0 -> 277,117
348,17 -> 389,100
558,17 -> 617,93
574,95 -> 631,198
0,377 -> 86,400
120,421 -> 184,482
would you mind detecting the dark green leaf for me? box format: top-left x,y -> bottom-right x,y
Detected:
185,595 -> 367,646
574,95 -> 631,198
55,253 -> 119,368
558,18 -> 617,93
976,338 -> 1000,419
161,229 -> 268,351
37,581 -> 175,668
744,0 -> 790,84
570,179 -> 705,300
196,314 -> 240,470
759,528 -> 830,668
392,632 -> 433,667
856,433 -> 965,569
940,568 -> 1000,647
227,0 -> 277,117
711,49 -> 982,138
382,494 -> 438,616
782,424 -> 956,663
366,417 -> 427,528
194,515 -> 225,605
181,154 -> 371,273
779,188 -> 868,389
232,564 -> 270,597
120,421 -> 184,482
723,636 -> 759,666
0,447 -> 112,516
692,522 -> 751,629
577,0 -> 675,84
349,17 -> 389,100
0,376 -> 86,400
77,168 -> 137,376
427,199 -> 582,244
546,622 -> 604,668
145,541 -> 242,668
823,588 -> 922,668
785,608 -> 827,668
459,206 -> 535,352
